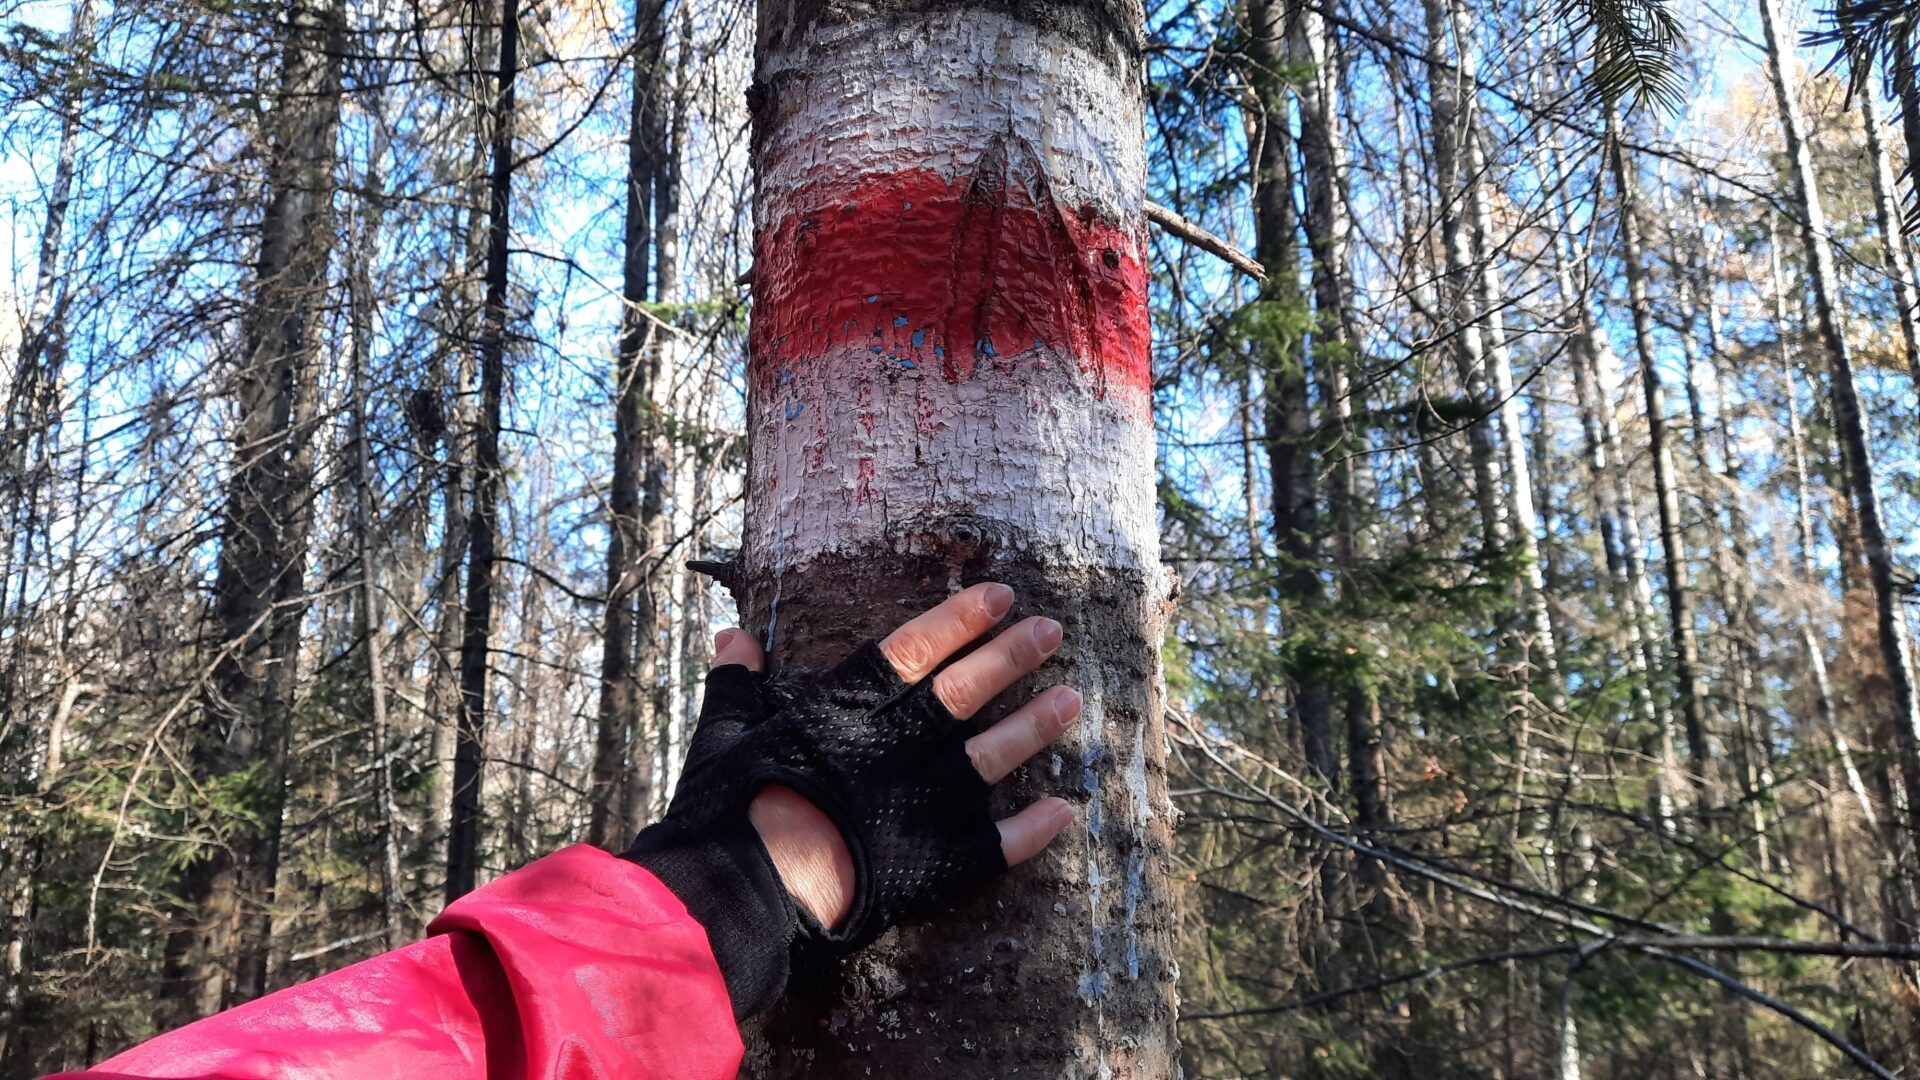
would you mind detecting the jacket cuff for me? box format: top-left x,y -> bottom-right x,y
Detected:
623,816 -> 795,1020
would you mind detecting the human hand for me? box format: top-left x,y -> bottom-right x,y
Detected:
623,582 -> 1079,1018
719,582 -> 1081,928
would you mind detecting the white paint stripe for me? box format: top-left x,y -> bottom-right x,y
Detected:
755,9 -> 1144,227
746,346 -> 1157,571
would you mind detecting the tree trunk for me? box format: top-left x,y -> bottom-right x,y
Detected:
1861,93 -> 1920,399
158,0 -> 344,1023
741,3 -> 1174,1075
1676,197 -> 1775,865
1252,0 -> 1334,793
1769,220 -> 1877,840
422,16 -> 490,881
349,191 -> 407,948
589,0 -> 665,850
444,0 -> 520,903
1422,0 -> 1506,553
1759,0 -> 1920,862
0,0 -> 93,1054
1608,116 -> 1713,805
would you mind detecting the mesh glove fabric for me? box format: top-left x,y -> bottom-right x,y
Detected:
622,642 -> 1007,1020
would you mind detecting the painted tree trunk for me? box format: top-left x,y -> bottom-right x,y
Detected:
445,0 -> 520,903
1608,119 -> 1713,805
739,3 -> 1174,1075
1759,0 -> 1920,863
158,0 -> 344,1023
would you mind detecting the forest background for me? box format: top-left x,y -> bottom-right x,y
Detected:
4,0 -> 1920,1074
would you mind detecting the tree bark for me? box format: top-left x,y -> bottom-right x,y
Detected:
1861,93 -> 1920,400
589,0 -> 666,850
158,0 -> 344,1023
0,0 -> 93,1054
1759,0 -> 1920,862
1251,0 -> 1333,793
348,190 -> 407,948
444,0 -> 520,903
1608,116 -> 1713,805
1421,0 -> 1506,554
421,14 -> 490,881
741,3 -> 1174,1075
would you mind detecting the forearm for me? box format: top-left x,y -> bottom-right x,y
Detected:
52,847 -> 742,1080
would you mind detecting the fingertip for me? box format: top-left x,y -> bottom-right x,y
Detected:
999,797 -> 1075,866
981,582 -> 1015,619
712,626 -> 764,673
1050,686 -> 1083,729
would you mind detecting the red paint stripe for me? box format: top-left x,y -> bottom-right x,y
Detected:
751,167 -> 1150,397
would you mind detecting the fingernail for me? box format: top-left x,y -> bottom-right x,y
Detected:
1049,800 -> 1075,828
983,583 -> 1015,618
1032,617 -> 1063,653
714,628 -> 738,652
1053,688 -> 1083,726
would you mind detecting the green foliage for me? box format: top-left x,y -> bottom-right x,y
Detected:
1570,0 -> 1687,112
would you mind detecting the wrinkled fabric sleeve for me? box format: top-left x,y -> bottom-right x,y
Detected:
48,846 -> 743,1080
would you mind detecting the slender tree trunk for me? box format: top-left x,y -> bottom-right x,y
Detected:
1759,0 -> 1920,861
1608,117 -> 1712,805
1861,93 -> 1920,398
158,0 -> 345,1023
1421,0 -> 1505,553
0,0 -> 93,1054
349,196 -> 407,948
422,24 -> 490,879
1532,100 -> 1675,831
445,0 -> 520,903
1679,210 -> 1774,866
589,0 -> 665,850
743,3 -> 1173,1074
1768,221 -> 1877,842
1254,0 -> 1333,793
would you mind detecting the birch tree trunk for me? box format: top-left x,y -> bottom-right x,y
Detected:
1768,220 -> 1877,841
1861,94 -> 1920,396
158,0 -> 344,1022
1422,0 -> 1506,553
1759,0 -> 1920,860
444,0 -> 520,903
741,3 -> 1174,1074
348,193 -> 406,948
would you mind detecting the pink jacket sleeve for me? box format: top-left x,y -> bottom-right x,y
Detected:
51,845 -> 744,1080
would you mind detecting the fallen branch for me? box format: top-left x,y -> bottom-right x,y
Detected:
1145,200 -> 1267,282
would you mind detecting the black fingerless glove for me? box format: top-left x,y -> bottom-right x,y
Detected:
623,643 -> 1007,1020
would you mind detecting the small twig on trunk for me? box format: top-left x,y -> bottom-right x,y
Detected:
1145,200 -> 1267,282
